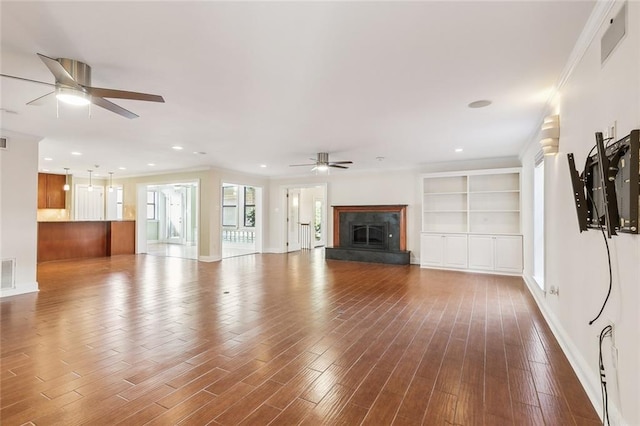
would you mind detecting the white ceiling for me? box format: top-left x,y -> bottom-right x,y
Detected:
1,1 -> 594,179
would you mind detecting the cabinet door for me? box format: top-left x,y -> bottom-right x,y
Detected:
494,235 -> 523,273
468,235 -> 494,270
38,173 -> 48,209
46,174 -> 66,209
443,235 -> 468,268
420,233 -> 444,266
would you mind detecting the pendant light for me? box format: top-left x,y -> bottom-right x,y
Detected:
108,172 -> 114,192
63,168 -> 70,191
87,169 -> 93,192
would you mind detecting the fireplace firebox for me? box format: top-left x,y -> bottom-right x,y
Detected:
349,223 -> 388,249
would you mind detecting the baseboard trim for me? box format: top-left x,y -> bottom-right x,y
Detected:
1,282 -> 39,298
420,264 -> 522,276
264,247 -> 285,254
198,255 -> 221,263
521,274 -> 624,425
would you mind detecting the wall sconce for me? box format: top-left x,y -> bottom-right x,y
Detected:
63,168 -> 70,191
540,114 -> 560,155
108,172 -> 114,192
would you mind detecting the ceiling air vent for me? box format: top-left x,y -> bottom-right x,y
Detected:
601,4 -> 626,65
0,137 -> 7,150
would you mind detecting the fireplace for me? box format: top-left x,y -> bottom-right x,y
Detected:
325,205 -> 410,265
350,223 -> 388,249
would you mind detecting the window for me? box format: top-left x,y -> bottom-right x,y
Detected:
244,187 -> 256,227
222,186 -> 238,227
533,154 -> 544,289
147,191 -> 158,220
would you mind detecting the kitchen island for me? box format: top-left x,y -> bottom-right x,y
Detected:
38,220 -> 135,262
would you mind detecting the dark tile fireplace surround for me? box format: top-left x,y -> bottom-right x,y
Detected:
325,205 -> 410,265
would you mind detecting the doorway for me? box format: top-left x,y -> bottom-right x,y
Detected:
142,182 -> 198,260
283,184 -> 327,252
221,183 -> 262,259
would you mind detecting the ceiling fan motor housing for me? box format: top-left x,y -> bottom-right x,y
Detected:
317,152 -> 329,164
57,58 -> 91,88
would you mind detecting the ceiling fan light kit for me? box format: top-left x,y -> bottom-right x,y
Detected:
55,86 -> 90,106
0,53 -> 164,119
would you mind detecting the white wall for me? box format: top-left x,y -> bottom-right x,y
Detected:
521,2 -> 639,424
267,159 -> 519,261
0,130 -> 40,297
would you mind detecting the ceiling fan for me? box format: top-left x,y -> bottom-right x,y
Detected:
0,53 -> 164,119
290,152 -> 353,171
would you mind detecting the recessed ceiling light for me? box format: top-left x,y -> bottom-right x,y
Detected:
260,164 -> 267,168
118,167 -> 126,170
193,151 -> 206,155
147,163 -> 156,166
172,146 -> 183,151
468,100 -> 492,109
44,157 -> 53,161
455,148 -> 463,153
71,151 -> 82,156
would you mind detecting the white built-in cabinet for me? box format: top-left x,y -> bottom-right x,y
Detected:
420,168 -> 523,275
420,233 -> 468,268
467,234 -> 523,274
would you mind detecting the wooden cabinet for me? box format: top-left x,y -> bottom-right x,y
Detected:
38,221 -> 136,262
38,173 -> 66,209
468,234 -> 523,274
420,233 -> 468,268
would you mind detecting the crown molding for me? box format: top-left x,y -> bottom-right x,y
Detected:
519,0 -> 618,160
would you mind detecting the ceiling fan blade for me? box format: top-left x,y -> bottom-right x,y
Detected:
26,91 -> 55,106
329,164 -> 349,169
330,161 -> 353,165
37,53 -> 80,88
92,96 -> 139,119
86,87 -> 165,103
289,163 -> 316,167
0,73 -> 56,87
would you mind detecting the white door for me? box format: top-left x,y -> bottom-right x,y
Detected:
167,187 -> 186,244
420,233 -> 444,266
313,198 -> 325,247
494,235 -> 523,273
443,235 -> 468,268
468,235 -> 494,271
287,189 -> 301,252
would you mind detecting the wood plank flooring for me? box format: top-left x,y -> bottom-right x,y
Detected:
1,251 -> 599,425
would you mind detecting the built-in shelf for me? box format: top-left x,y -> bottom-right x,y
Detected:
420,168 -> 523,274
421,169 -> 521,235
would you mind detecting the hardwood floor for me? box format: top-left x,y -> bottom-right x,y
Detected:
1,250 -> 599,425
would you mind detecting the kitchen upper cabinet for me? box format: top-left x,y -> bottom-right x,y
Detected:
38,173 -> 66,209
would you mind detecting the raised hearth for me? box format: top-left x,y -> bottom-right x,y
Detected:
326,205 -> 410,265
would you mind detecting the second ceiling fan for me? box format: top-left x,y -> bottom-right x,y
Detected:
290,152 -> 353,171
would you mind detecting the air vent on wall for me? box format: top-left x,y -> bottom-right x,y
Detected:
0,137 -> 7,150
1,259 -> 16,290
601,4 -> 626,64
